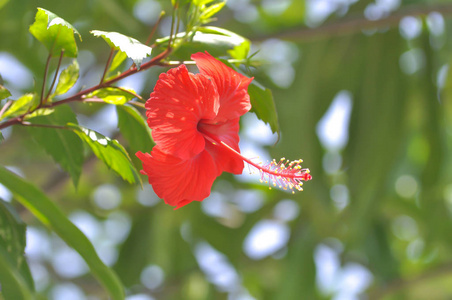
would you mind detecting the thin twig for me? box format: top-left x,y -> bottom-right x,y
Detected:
45,50 -> 65,102
100,48 -> 115,84
168,2 -> 178,49
0,100 -> 12,119
115,86 -> 143,101
40,53 -> 52,105
146,11 -> 165,45
128,101 -> 145,109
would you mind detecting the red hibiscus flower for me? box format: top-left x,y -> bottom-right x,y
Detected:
137,52 -> 311,209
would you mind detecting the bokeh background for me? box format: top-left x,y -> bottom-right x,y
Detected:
1,0 -> 452,299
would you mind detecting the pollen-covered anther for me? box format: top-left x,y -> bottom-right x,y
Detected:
247,157 -> 312,193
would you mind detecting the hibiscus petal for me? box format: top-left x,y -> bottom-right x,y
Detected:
191,52 -> 253,122
199,118 -> 244,175
136,147 -> 219,209
146,64 -> 220,160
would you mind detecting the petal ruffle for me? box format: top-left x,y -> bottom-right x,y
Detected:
146,64 -> 220,160
191,52 -> 253,122
199,118 -> 244,175
136,147 -> 219,209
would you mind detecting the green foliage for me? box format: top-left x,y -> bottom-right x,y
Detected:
68,124 -> 141,184
0,94 -> 38,120
91,30 -> 152,68
0,166 -> 125,300
29,7 -> 81,57
116,105 -> 154,154
107,51 -> 128,77
156,26 -> 250,60
86,87 -> 137,105
248,82 -> 279,136
0,85 -> 11,101
53,59 -> 79,96
0,200 -> 34,299
28,105 -> 84,187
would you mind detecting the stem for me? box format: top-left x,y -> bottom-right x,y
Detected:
44,50 -> 65,102
115,86 -> 143,101
146,11 -> 165,45
40,53 -> 52,105
0,100 -> 12,119
128,101 -> 145,109
168,1 -> 178,49
254,3 -> 452,42
100,48 -> 115,84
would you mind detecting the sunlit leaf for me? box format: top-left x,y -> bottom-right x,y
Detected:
199,1 -> 226,23
24,108 -> 55,120
27,105 -> 84,187
193,0 -> 216,6
53,59 -> 79,96
85,87 -> 136,105
0,166 -> 125,300
29,8 -> 81,57
156,26 -> 249,59
248,82 -> 280,136
68,123 -> 141,184
0,93 -> 38,120
90,30 -> 152,68
116,105 -> 154,154
0,84 -> 11,101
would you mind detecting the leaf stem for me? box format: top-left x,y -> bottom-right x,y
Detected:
146,11 -> 165,45
45,50 -> 65,102
100,48 -> 115,84
115,86 -> 143,101
0,100 -> 12,119
40,53 -> 52,105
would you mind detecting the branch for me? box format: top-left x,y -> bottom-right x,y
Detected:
368,261 -> 452,300
254,3 -> 452,42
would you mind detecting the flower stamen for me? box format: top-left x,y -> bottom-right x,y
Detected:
202,131 -> 312,193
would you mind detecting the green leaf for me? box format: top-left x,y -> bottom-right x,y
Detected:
29,8 -> 81,57
27,106 -> 84,187
108,51 -> 128,75
200,1 -> 226,23
68,123 -> 141,184
0,84 -> 11,101
0,249 -> 33,300
0,131 -> 3,142
91,30 -> 152,68
0,93 -> 38,120
193,0 -> 216,6
24,108 -> 55,120
248,82 -> 280,136
85,87 -> 136,105
53,59 -> 79,96
0,166 -> 125,300
156,26 -> 250,59
0,200 -> 35,296
116,105 -> 154,154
